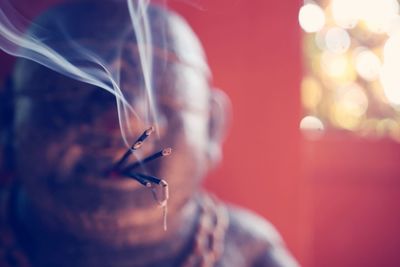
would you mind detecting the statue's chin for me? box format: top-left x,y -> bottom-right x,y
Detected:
32,179 -> 161,213
19,184 -> 172,246
16,175 -> 199,254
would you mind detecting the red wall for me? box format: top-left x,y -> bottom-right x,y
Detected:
169,0 -> 303,262
301,134 -> 400,267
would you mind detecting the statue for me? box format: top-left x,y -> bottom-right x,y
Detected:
0,1 -> 299,266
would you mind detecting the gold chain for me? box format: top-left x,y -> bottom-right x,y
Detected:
181,194 -> 229,267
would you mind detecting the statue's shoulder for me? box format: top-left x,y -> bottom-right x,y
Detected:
222,205 -> 300,267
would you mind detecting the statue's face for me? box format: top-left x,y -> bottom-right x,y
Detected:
13,49 -> 212,215
9,2 -> 224,242
7,1 -> 228,247
10,24 -> 218,246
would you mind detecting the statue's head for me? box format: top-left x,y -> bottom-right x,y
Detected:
11,0 -> 229,243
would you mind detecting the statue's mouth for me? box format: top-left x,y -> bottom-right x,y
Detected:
103,126 -> 171,230
104,126 -> 171,189
43,127 -> 172,231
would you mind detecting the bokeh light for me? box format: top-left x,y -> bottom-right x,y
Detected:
299,3 -> 325,33
381,34 -> 400,106
331,83 -> 368,130
325,27 -> 351,54
300,115 -> 325,139
299,0 -> 400,142
385,15 -> 400,36
301,76 -> 323,110
300,115 -> 324,130
361,0 -> 399,33
331,0 -> 359,28
354,48 -> 381,81
320,52 -> 354,81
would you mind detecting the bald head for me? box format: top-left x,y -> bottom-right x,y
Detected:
13,0 -> 213,143
14,0 -> 210,95
10,0 -> 227,231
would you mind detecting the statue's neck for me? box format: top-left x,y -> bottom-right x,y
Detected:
12,187 -> 200,267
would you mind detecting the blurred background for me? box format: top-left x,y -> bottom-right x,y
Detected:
297,1 -> 400,266
2,0 -> 400,266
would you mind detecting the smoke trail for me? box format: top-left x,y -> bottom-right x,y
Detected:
0,1 -> 160,147
127,0 -> 159,132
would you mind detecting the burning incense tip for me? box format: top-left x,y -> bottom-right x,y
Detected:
160,179 -> 168,187
160,179 -> 169,200
134,126 -> 154,146
132,173 -> 161,185
107,126 -> 156,175
162,148 -> 172,156
145,126 -> 155,136
133,141 -> 143,150
126,174 -> 152,187
122,148 -> 173,173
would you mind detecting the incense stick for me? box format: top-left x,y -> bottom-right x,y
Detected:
111,126 -> 154,172
129,173 -> 162,184
122,148 -> 172,173
125,173 -> 152,187
126,172 -> 169,230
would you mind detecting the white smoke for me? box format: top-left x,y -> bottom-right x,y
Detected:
0,0 -> 159,147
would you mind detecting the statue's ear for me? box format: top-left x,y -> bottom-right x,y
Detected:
0,76 -> 14,182
207,88 -> 232,169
